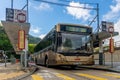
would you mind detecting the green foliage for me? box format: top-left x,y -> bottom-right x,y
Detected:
0,27 -> 13,51
28,44 -> 36,54
29,35 -> 41,44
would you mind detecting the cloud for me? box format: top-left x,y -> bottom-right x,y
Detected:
30,26 -> 41,34
113,19 -> 120,41
29,25 -> 46,39
39,34 -> 46,39
102,0 -> 120,41
31,28 -> 40,34
103,0 -> 120,20
66,1 -> 92,21
34,2 -> 52,11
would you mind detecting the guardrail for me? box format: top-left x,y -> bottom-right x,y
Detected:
103,40 -> 120,50
114,41 -> 120,48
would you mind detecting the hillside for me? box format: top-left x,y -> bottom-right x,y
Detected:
29,35 -> 41,44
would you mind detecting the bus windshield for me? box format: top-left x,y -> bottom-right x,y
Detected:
57,33 -> 92,53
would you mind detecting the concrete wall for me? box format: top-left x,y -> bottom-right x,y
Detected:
94,49 -> 120,62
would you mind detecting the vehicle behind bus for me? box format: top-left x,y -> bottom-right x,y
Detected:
34,23 -> 94,68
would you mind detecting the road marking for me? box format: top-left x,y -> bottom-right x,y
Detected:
31,74 -> 44,80
55,73 -> 76,80
103,73 -> 120,78
38,73 -> 53,78
75,73 -> 108,80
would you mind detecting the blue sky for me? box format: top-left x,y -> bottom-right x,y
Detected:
0,0 -> 120,42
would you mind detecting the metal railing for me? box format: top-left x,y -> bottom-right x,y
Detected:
114,41 -> 120,48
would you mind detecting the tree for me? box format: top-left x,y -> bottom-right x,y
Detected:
28,44 -> 36,54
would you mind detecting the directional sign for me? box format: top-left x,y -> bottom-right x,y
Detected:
6,8 -> 14,22
101,21 -> 114,32
6,8 -> 27,23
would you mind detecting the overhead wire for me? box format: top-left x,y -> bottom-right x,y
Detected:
34,0 -> 99,32
34,0 -> 97,10
58,0 -> 71,2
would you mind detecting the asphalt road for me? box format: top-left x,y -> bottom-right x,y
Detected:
24,65 -> 120,80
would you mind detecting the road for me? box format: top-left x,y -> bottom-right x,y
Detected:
24,66 -> 120,80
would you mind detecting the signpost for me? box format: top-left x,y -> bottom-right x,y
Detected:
99,21 -> 115,66
108,26 -> 114,68
4,0 -> 29,68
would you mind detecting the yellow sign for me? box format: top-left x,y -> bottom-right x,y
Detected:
18,30 -> 25,50
109,38 -> 114,53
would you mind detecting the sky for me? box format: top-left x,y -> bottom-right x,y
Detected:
0,0 -> 120,43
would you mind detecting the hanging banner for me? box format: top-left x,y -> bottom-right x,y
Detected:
109,38 -> 114,53
18,30 -> 25,50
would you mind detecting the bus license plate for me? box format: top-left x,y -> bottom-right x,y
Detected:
74,62 -> 81,65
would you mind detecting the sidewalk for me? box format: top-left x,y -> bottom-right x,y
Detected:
0,63 -> 28,80
81,61 -> 120,73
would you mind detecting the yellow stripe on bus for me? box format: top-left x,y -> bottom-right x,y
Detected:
103,73 -> 120,78
31,74 -> 44,80
55,73 -> 76,80
75,73 -> 107,80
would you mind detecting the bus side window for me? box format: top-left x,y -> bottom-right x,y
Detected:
52,31 -> 56,44
57,33 -> 62,47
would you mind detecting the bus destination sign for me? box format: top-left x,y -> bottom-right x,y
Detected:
66,26 -> 87,32
60,25 -> 92,33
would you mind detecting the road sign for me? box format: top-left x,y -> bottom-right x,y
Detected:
101,21 -> 107,31
108,26 -> 114,33
6,8 -> 14,22
17,13 -> 26,23
101,21 -> 114,32
6,8 -> 27,23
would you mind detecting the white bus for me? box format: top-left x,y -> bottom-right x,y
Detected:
34,23 -> 94,68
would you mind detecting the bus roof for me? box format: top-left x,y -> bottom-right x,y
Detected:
57,23 -> 92,28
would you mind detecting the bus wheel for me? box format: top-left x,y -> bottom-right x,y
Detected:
35,59 -> 37,65
45,58 -> 49,67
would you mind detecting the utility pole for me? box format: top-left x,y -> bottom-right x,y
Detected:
96,4 -> 104,65
24,0 -> 29,68
27,0 -> 29,22
11,0 -> 13,9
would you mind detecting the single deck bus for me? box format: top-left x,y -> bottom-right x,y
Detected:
34,23 -> 94,68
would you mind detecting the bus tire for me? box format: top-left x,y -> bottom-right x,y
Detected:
45,56 -> 49,67
35,59 -> 37,65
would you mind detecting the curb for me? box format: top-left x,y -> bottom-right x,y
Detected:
17,65 -> 39,80
79,66 -> 120,73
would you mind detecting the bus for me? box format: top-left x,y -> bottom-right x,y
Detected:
34,23 -> 94,68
